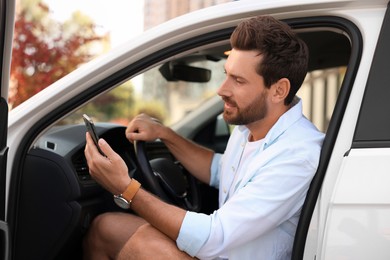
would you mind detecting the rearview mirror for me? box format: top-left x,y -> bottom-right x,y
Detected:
159,62 -> 211,83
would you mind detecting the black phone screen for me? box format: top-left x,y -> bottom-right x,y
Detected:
83,114 -> 106,156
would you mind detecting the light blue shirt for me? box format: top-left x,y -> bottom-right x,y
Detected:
176,99 -> 324,260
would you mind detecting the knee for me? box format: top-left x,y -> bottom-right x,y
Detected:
118,224 -> 194,260
83,212 -> 118,250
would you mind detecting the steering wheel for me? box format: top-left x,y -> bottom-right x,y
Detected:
134,140 -> 201,212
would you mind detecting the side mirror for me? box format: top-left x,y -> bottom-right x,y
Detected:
159,62 -> 211,83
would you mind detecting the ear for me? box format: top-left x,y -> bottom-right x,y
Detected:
270,78 -> 290,104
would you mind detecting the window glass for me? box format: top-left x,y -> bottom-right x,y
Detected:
298,68 -> 345,132
59,58 -> 226,127
59,65 -> 344,135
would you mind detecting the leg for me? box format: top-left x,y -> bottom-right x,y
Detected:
83,212 -> 147,260
118,224 -> 196,260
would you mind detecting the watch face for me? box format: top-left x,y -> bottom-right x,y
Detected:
114,195 -> 130,209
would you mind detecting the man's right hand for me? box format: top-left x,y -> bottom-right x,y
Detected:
125,113 -> 166,143
126,113 -> 214,184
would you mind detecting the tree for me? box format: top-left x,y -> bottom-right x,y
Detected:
9,0 -> 109,108
9,0 -> 167,127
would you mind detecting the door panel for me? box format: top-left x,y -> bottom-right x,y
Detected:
0,0 -> 15,259
0,98 -> 7,220
0,98 -> 8,260
322,148 -> 390,259
0,220 -> 9,259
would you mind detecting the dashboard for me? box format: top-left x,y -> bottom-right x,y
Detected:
35,123 -> 138,189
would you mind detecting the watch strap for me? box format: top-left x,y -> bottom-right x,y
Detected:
122,179 -> 141,203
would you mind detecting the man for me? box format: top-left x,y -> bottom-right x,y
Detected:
84,15 -> 324,260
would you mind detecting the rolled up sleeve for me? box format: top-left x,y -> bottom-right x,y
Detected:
176,211 -> 212,257
209,153 -> 222,188
176,153 -> 221,257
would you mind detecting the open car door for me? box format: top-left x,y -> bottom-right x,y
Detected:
0,0 -> 15,259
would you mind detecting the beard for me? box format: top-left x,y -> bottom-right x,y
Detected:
222,91 -> 268,125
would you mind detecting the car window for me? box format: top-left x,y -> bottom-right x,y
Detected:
298,67 -> 344,132
58,56 -> 227,127
58,37 -> 346,137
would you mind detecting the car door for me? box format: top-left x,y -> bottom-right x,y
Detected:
318,5 -> 390,259
0,0 -> 15,259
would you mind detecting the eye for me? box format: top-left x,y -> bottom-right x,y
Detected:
234,77 -> 244,84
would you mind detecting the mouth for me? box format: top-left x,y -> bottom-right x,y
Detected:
223,98 -> 237,111
222,96 -> 236,107
224,103 -> 235,112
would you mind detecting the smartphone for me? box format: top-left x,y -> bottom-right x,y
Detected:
83,114 -> 106,156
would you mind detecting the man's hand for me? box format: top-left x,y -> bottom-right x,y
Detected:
84,132 -> 131,195
125,113 -> 165,143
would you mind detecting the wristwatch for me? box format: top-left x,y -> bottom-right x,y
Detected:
113,179 -> 141,209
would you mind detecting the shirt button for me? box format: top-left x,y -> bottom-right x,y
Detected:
232,166 -> 235,172
223,188 -> 227,193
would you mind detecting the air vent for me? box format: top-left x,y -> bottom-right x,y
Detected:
72,153 -> 92,182
46,141 -> 56,150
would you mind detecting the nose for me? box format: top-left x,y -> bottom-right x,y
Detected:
217,78 -> 231,97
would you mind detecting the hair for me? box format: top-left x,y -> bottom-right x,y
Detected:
230,16 -> 309,105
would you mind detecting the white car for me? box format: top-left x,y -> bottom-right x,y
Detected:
1,0 -> 390,259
